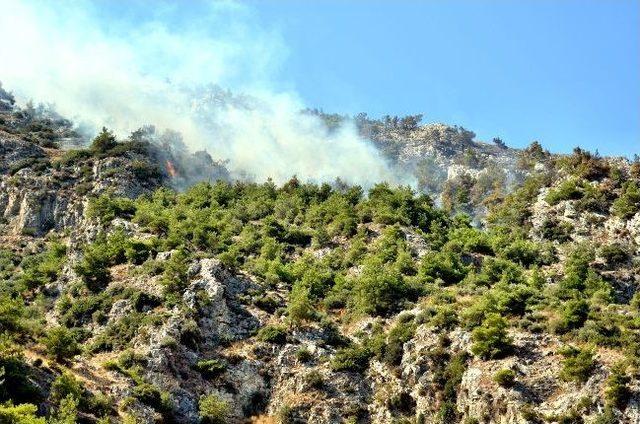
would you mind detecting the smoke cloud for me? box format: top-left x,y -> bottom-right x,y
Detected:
0,0 -> 406,187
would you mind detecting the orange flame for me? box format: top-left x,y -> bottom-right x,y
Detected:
165,160 -> 177,177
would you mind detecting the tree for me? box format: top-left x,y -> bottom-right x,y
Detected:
43,327 -> 80,362
492,137 -> 507,148
471,313 -> 513,359
0,402 -> 45,424
90,127 -> 117,153
74,247 -> 111,292
49,395 -> 78,424
49,373 -> 83,406
287,284 -> 315,324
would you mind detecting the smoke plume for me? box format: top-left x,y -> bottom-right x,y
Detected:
0,0 -> 406,187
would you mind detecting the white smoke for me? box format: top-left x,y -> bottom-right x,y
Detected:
0,0 -> 407,187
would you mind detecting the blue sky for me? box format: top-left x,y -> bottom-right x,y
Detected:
245,0 -> 639,156
3,0 -> 638,158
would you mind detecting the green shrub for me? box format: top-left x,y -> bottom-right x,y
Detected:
0,337 -> 40,403
604,363 -> 630,409
91,127 -> 118,153
125,240 -> 152,265
49,373 -> 84,406
382,320 -> 416,366
599,244 -> 629,266
295,347 -> 313,363
0,294 -> 27,334
331,344 -> 372,373
130,160 -> 162,181
493,369 -> 516,388
546,178 -> 584,205
471,314 -> 513,359
50,394 -> 78,424
612,181 -> 640,219
74,246 -> 111,292
194,359 -> 226,379
131,383 -> 160,407
419,250 -> 468,285
57,149 -> 93,167
43,327 -> 80,362
0,402 -> 46,424
286,284 -> 316,324
302,370 -> 323,390
160,250 -> 189,299
559,346 -> 595,383
256,325 -> 288,344
198,394 -> 229,424
89,313 -> 145,353
349,257 -> 412,316
500,240 -> 547,267
16,242 -> 67,290
86,195 -> 136,225
556,299 -> 589,334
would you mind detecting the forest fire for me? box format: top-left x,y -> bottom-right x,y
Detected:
165,160 -> 178,177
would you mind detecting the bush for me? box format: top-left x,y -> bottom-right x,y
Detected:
546,179 -> 584,205
599,244 -> 629,266
382,320 -> 416,366
612,181 -> 640,219
471,314 -> 513,359
57,149 -> 93,167
160,250 -> 189,299
604,363 -> 630,409
16,242 -> 67,290
50,394 -> 78,424
331,344 -> 372,373
286,284 -> 316,324
295,347 -> 313,363
493,369 -> 516,388
349,257 -> 411,316
0,402 -> 46,424
302,370 -> 323,390
198,394 -> 229,424
559,346 -> 595,383
74,246 -> 111,292
556,299 -> 589,334
91,127 -> 118,153
43,327 -> 80,362
256,325 -> 288,344
194,359 -> 226,379
125,240 -> 152,265
49,373 -> 84,406
86,195 -> 136,225
131,383 -> 170,412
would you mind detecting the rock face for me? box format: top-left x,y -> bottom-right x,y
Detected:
0,133 -> 163,236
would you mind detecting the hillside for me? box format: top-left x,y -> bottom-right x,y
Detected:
0,92 -> 639,424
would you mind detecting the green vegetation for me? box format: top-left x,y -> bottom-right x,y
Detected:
493,369 -> 516,388
198,394 -> 230,424
0,136 -> 639,422
256,325 -> 288,344
612,181 -> 640,219
471,314 -> 513,359
604,363 -> 631,409
559,346 -> 596,383
43,326 -> 80,362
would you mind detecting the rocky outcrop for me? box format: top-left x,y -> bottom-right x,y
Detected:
0,134 -> 163,236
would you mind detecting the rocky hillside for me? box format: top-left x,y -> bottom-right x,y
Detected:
1,94 -> 639,424
309,110 -> 553,221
